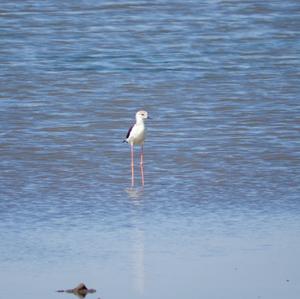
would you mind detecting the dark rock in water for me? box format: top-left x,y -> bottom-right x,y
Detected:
57,283 -> 96,298
71,283 -> 88,295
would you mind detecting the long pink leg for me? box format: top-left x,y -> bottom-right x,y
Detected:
131,143 -> 134,187
140,144 -> 144,186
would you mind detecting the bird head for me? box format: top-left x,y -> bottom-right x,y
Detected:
136,110 -> 150,121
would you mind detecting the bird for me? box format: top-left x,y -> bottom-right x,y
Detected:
123,110 -> 150,187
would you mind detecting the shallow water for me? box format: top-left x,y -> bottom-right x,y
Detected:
1,1 -> 300,298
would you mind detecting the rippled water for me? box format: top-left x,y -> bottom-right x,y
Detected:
1,1 -> 300,298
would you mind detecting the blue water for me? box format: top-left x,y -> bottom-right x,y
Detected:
1,1 -> 300,298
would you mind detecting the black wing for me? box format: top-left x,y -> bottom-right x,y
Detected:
123,124 -> 134,142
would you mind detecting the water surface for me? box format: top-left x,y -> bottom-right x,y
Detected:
1,1 -> 300,298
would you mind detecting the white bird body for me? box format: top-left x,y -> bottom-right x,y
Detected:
126,121 -> 146,145
124,111 -> 148,145
124,110 -> 149,187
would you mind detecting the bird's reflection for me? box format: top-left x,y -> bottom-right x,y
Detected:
125,187 -> 145,295
132,226 -> 144,295
125,187 -> 144,200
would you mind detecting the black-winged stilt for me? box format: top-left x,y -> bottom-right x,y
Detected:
123,110 -> 150,187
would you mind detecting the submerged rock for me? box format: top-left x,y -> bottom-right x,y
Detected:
57,283 -> 96,298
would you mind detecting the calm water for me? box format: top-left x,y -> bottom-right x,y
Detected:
1,1 -> 300,298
